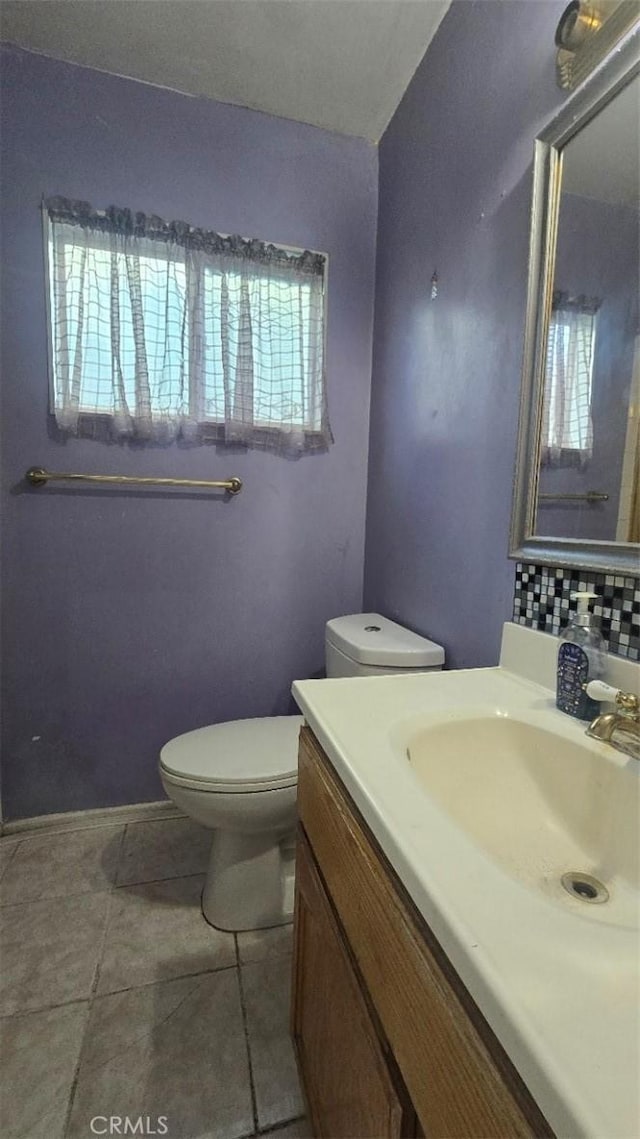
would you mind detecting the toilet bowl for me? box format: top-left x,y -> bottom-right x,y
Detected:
160,717 -> 301,931
159,613 -> 444,931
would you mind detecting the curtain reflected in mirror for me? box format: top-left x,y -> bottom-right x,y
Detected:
534,74 -> 639,543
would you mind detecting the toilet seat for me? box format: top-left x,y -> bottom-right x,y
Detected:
159,715 -> 303,794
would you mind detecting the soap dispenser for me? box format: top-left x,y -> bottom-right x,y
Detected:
556,592 -> 605,720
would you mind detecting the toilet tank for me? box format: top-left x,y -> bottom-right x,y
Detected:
325,613 -> 445,678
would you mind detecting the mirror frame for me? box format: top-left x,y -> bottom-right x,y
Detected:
510,20 -> 640,576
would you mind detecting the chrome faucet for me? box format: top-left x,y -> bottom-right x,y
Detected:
585,681 -> 640,761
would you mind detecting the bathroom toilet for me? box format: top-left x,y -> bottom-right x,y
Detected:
159,613 -> 444,931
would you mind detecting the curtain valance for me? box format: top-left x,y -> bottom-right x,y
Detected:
45,197 -> 325,276
552,289 -> 601,315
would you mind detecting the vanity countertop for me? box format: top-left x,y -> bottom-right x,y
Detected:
292,629 -> 640,1139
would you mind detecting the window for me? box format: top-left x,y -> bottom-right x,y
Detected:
541,292 -> 599,465
45,199 -> 331,455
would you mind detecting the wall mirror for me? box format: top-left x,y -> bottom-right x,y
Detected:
510,23 -> 640,575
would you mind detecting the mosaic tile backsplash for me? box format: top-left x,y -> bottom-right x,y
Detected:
513,563 -> 640,661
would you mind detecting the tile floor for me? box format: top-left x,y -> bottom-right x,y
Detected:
0,817 -> 306,1139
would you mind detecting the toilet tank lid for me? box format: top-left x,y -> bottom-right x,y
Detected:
326,613 -> 445,668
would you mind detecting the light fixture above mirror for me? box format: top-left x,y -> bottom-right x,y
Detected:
555,0 -> 640,90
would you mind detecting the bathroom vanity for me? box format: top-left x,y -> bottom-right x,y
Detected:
291,623 -> 640,1139
292,725 -> 552,1138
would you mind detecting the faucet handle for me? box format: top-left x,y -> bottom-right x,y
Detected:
586,681 -> 639,717
617,691 -> 640,718
586,680 -> 622,702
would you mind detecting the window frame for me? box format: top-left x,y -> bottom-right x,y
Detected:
42,204 -> 330,437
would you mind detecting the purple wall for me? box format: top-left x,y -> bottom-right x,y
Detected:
538,192 -> 639,540
363,0 -> 567,669
0,46 -> 378,820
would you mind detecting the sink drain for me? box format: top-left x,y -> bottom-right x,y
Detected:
561,872 -> 609,904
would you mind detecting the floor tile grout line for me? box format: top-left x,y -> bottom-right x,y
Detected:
112,820 -> 130,889
0,961 -> 241,1022
114,869 -> 208,890
61,1001 -> 91,1139
0,870 -> 209,911
237,937 -> 260,1137
0,810 -> 211,902
0,993 -> 90,1021
258,1116 -> 307,1135
234,1116 -> 306,1139
94,959 -> 240,1000
0,823 -> 127,910
90,825 -> 127,998
60,842 -> 123,1139
0,838 -> 23,885
0,887 -> 114,912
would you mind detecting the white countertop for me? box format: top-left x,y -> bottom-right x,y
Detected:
292,628 -> 640,1139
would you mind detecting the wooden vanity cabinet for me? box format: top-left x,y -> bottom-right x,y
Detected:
292,832 -> 417,1138
291,727 -> 555,1139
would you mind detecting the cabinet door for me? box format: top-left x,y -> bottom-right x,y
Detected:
291,831 -> 414,1139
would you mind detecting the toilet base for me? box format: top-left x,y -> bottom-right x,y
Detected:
202,828 -> 295,932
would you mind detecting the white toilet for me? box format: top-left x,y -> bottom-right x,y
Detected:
159,613 -> 444,931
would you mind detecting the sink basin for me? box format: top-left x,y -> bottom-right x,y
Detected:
404,710 -> 639,927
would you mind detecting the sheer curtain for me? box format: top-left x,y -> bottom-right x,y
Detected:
541,291 -> 599,467
45,198 -> 331,455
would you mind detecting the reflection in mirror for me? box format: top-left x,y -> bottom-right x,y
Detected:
534,74 -> 639,544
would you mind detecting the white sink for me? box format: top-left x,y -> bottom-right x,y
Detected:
403,709 -> 638,928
